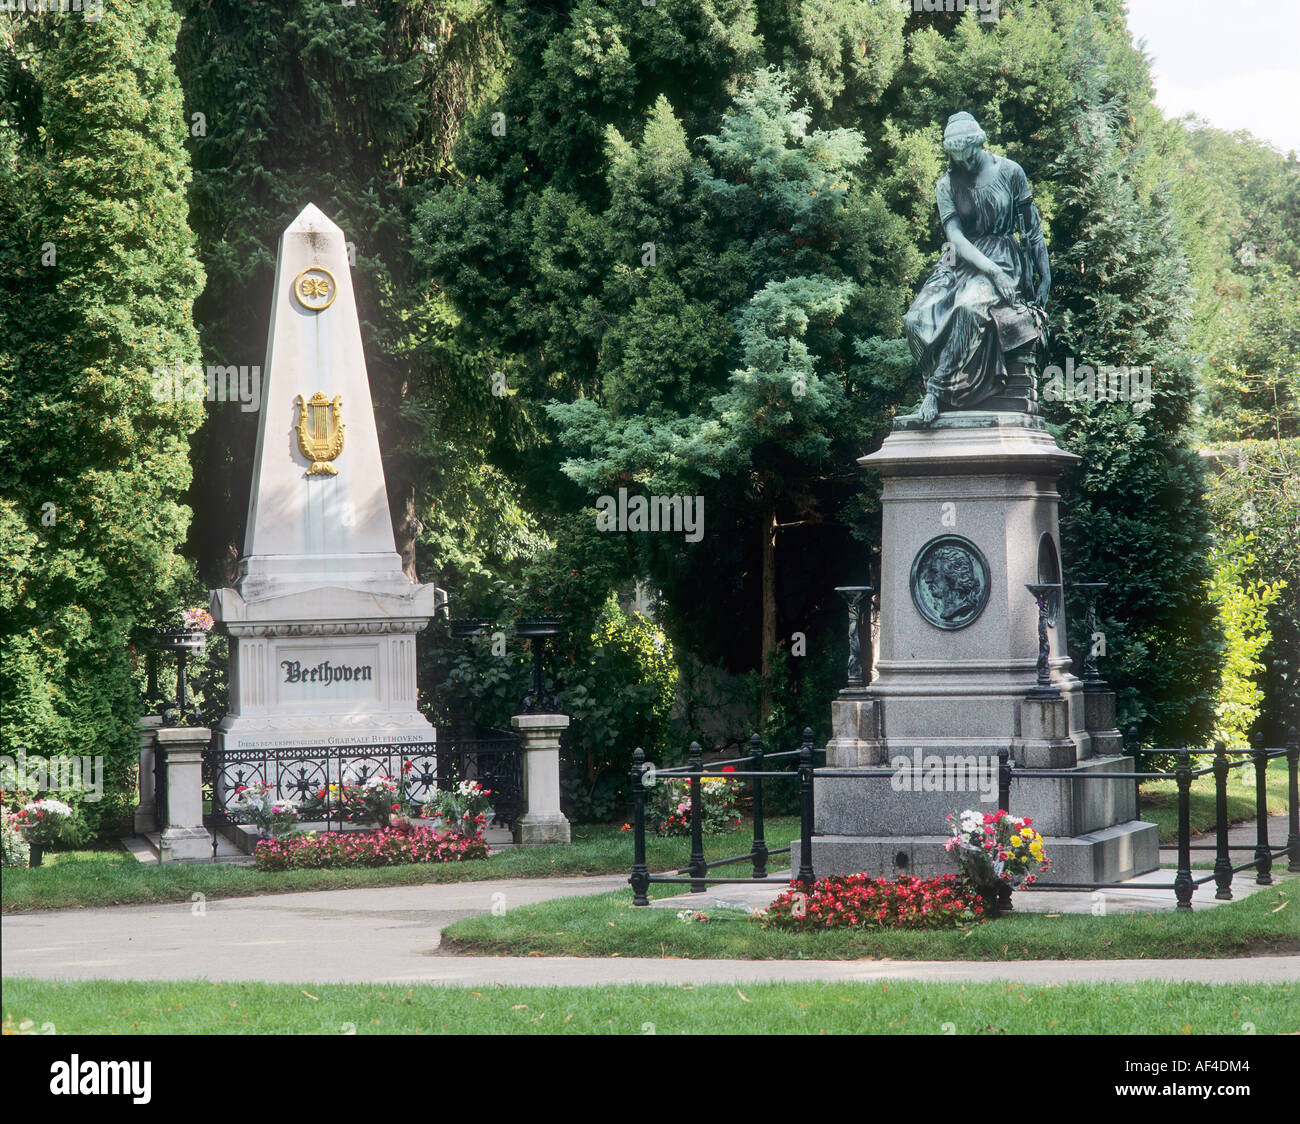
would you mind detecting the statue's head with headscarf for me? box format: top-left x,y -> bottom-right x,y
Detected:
942,112 -> 987,173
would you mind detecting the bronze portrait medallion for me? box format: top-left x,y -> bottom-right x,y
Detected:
909,535 -> 991,630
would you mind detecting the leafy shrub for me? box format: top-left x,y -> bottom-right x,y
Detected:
253,825 -> 488,871
559,593 -> 678,822
1205,533 -> 1284,746
760,873 -> 982,931
430,583 -> 678,824
1203,440 -> 1299,740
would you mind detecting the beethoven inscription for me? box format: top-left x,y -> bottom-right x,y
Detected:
281,659 -> 373,685
275,648 -> 380,703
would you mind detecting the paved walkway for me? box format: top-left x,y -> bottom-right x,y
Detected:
4,871 -> 1297,987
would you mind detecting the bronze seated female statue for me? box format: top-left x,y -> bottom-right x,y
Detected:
903,112 -> 1051,425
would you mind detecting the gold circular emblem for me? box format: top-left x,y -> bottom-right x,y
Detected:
293,267 -> 337,311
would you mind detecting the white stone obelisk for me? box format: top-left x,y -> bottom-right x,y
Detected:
211,204 -> 442,751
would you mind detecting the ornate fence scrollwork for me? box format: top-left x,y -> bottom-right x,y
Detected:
204,729 -> 522,834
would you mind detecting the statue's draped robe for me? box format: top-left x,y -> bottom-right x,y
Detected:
904,155 -> 1047,408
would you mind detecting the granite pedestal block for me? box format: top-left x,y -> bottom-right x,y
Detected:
805,412 -> 1158,884
512,713 -> 572,846
825,692 -> 884,767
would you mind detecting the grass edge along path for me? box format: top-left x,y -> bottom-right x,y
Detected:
0,819 -> 798,915
2,977 -> 1295,1035
440,878 -> 1300,962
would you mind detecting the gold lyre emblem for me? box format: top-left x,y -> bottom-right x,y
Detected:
293,267 -> 337,311
295,392 -> 345,475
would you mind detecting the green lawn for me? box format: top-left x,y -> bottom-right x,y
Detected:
0,819 -> 795,914
2,977 -> 1293,1035
440,876 -> 1300,961
1141,756 -> 1291,843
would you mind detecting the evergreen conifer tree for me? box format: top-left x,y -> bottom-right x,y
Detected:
0,3 -> 206,816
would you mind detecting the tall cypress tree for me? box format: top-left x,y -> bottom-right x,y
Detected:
1041,19 -> 1219,742
0,2 -> 205,818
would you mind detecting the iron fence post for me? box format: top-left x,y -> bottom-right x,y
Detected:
1251,732 -> 1273,885
1213,741 -> 1232,900
688,741 -> 706,893
749,733 -> 768,879
796,728 -> 816,887
998,747 -> 1011,812
1288,726 -> 1299,873
629,748 -> 650,907
1175,749 -> 1193,910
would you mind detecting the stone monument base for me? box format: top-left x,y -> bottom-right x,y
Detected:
793,745 -> 1158,885
792,817 -> 1157,885
513,811 -> 572,846
817,408 -> 1160,887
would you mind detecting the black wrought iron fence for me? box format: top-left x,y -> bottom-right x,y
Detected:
1002,734 -> 1300,910
628,727 -> 1300,912
203,727 -> 522,839
629,731 -> 824,906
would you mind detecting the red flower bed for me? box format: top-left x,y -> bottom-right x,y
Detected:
253,825 -> 488,871
761,873 -> 983,931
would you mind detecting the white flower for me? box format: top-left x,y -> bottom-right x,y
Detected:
25,799 -> 73,819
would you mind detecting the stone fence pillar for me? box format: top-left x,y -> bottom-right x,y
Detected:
510,713 -> 571,845
134,714 -> 164,834
157,726 -> 212,862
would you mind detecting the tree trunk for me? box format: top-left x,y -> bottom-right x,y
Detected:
394,480 -> 420,583
760,497 -> 778,722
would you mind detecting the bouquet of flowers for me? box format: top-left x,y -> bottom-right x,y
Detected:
945,808 -> 1050,893
228,783 -> 300,838
181,607 -> 215,632
355,775 -> 406,827
432,779 -> 493,838
300,774 -> 415,827
652,767 -> 743,836
18,798 -> 79,849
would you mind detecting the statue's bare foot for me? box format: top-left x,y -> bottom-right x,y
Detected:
918,392 -> 939,425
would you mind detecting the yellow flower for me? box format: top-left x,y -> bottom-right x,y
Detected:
1010,835 -> 1022,847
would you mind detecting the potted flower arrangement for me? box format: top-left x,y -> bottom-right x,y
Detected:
432,779 -> 493,838
227,782 -> 300,840
652,767 -> 743,837
18,798 -> 78,867
945,807 -> 1050,916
